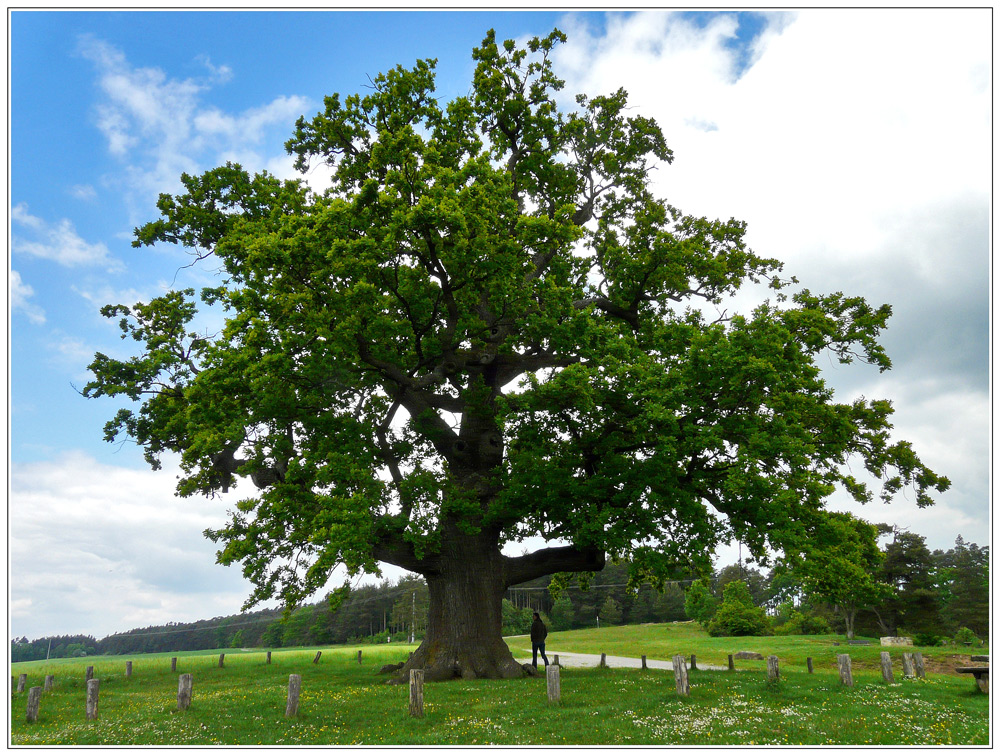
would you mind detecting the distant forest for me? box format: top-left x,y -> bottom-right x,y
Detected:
11,534 -> 987,662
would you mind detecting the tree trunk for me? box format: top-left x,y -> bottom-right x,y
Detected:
391,528 -> 526,683
843,606 -> 856,640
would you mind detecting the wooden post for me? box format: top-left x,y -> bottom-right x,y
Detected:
44,675 -> 54,691
837,654 -> 853,687
546,664 -> 561,704
266,651 -> 272,665
86,679 -> 100,720
690,654 -> 698,670
171,657 -> 177,672
728,654 -> 735,671
806,657 -> 814,674
357,650 -> 362,664
600,652 -> 607,668
26,686 -> 42,723
902,652 -> 915,678
880,652 -> 894,683
553,654 -> 560,667
641,655 -> 647,670
409,669 -> 424,717
17,674 -> 26,693
285,674 -> 302,717
177,674 -> 193,711
672,655 -> 690,696
313,651 -> 322,664
913,652 -> 926,678
86,666 -> 94,682
767,656 -> 780,680
126,661 -> 133,678
218,653 -> 225,668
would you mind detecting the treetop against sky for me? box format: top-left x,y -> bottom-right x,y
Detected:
9,10 -> 989,642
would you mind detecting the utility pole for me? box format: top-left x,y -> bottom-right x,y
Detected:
46,638 -> 52,660
410,591 -> 416,644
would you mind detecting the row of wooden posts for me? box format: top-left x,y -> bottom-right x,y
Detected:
668,650 -> 927,697
14,648 -> 931,723
15,648 -> 369,724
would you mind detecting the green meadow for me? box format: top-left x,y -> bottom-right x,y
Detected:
10,624 -> 989,746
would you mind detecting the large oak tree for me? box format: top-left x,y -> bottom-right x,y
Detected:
84,30 -> 948,681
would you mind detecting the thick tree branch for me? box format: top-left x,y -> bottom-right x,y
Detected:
502,544 -> 606,587
371,521 -> 440,575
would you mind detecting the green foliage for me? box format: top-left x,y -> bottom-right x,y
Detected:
953,627 -> 979,645
706,580 -> 771,637
872,529 -> 941,636
83,28 -> 948,627
780,512 -> 894,639
934,537 -> 989,637
684,578 -> 719,625
600,595 -> 623,625
774,610 -> 831,636
501,600 -> 533,636
549,594 -> 575,631
912,632 -> 942,647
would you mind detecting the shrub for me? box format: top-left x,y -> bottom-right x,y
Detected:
912,631 -> 942,647
954,627 -> 979,645
773,610 -> 830,636
706,580 -> 771,637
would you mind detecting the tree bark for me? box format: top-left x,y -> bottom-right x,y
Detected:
392,528 -> 525,682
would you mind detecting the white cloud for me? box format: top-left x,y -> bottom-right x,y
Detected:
69,184 -> 98,201
11,203 -> 121,270
10,270 -> 46,324
553,10 -> 989,563
9,452 -> 275,639
78,35 -> 310,212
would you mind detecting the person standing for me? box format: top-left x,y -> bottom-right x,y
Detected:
530,611 -> 549,669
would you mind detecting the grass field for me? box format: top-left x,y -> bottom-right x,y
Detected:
9,624 -> 990,746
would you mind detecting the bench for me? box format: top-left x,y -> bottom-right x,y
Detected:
955,666 -> 989,693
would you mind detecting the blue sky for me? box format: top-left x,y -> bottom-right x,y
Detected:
8,9 -> 991,640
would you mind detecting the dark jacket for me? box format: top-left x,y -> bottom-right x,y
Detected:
530,617 -> 548,643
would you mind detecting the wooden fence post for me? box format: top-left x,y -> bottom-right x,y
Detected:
880,652 -> 894,683
17,674 -> 26,693
285,674 -> 302,717
690,654 -> 698,671
44,675 -> 54,691
806,657 -> 814,674
171,657 -> 177,672
641,655 -> 648,670
218,654 -> 225,668
26,686 -> 42,723
409,669 -> 424,717
313,651 -> 322,664
86,666 -> 94,682
126,661 -> 133,678
357,650 -> 362,664
902,652 -> 915,678
728,654 -> 735,671
553,654 -> 560,667
267,651 -> 272,665
600,653 -> 607,668
837,654 -> 853,687
86,679 -> 100,720
767,656 -> 780,680
177,674 -> 193,711
546,664 -> 561,704
672,655 -> 690,696
913,652 -> 926,678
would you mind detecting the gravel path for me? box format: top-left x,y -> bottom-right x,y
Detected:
515,650 -> 729,671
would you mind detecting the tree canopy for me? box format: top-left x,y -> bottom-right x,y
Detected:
84,29 -> 948,679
